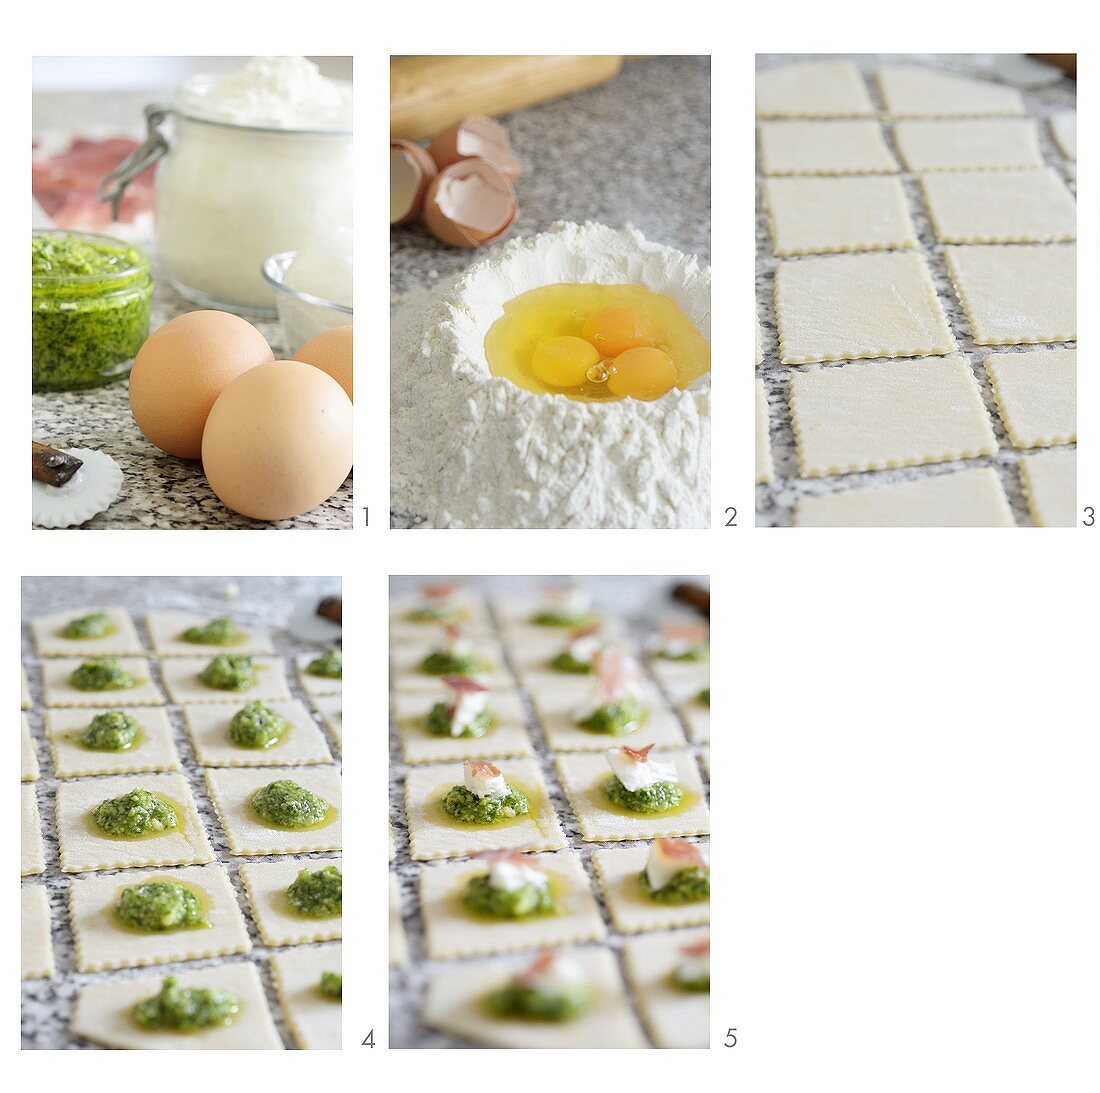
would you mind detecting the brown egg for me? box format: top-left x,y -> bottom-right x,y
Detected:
202,359 -> 353,522
429,116 -> 523,180
391,140 -> 438,225
423,160 -> 518,249
129,311 -> 273,459
294,325 -> 353,401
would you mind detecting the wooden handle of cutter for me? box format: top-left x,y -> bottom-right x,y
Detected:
1030,54 -> 1076,78
32,440 -> 82,487
391,55 -> 625,140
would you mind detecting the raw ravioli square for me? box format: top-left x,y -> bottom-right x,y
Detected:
894,119 -> 1042,171
764,176 -> 918,256
205,765 -> 342,856
678,692 -> 710,744
312,695 -> 342,747
21,885 -> 54,979
21,713 -> 39,781
389,589 -> 491,640
31,607 -> 143,658
390,638 -> 511,692
622,928 -> 710,1049
1051,111 -> 1076,159
47,706 -> 180,778
419,850 -> 606,959
985,349 -> 1076,448
592,844 -> 710,934
775,252 -> 955,365
789,356 -> 997,477
183,699 -> 333,767
145,610 -> 275,657
758,121 -> 898,176
404,758 -> 566,861
877,65 -> 1025,118
160,656 -> 291,704
239,856 -> 342,946
920,169 -> 1076,244
756,61 -> 875,118
1020,449 -> 1076,527
795,467 -> 1015,527
42,657 -> 165,708
393,688 -> 533,764
756,380 -> 774,484
22,784 -> 46,876
69,863 -> 250,972
296,652 -> 342,697
529,682 -> 685,753
270,943 -> 341,1050
945,244 -> 1076,345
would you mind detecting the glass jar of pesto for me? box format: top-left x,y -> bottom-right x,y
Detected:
32,229 -> 153,391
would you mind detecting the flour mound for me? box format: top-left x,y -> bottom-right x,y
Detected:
391,222 -> 711,529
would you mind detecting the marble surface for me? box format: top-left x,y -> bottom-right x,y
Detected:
388,575 -> 710,1049
755,54 -> 1077,527
21,576 -> 342,1050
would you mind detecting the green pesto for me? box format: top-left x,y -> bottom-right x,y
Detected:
658,645 -> 707,662
463,875 -> 553,918
80,710 -> 140,751
200,654 -> 255,691
641,866 -> 710,904
32,230 -> 152,392
407,606 -> 461,624
319,972 -> 342,1000
442,785 -> 529,824
182,616 -> 243,646
132,976 -> 238,1031
603,775 -> 683,814
307,648 -> 343,678
671,967 -> 710,993
252,779 -> 329,828
228,701 -> 287,749
420,650 -> 488,677
488,981 -> 591,1021
62,611 -> 111,639
287,865 -> 342,918
92,788 -> 178,837
697,687 -> 710,707
549,650 -> 593,674
115,882 -> 206,931
532,610 -> 595,628
576,694 -> 645,735
69,657 -> 135,692
425,702 -> 492,738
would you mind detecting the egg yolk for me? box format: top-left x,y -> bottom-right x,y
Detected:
581,306 -> 653,358
606,346 -> 677,401
530,335 -> 601,388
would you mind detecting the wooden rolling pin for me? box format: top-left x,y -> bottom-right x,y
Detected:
391,55 -> 624,139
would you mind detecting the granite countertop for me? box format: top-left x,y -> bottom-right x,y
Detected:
755,53 -> 1077,527
388,575 -> 710,1049
21,576 -> 342,1050
32,90 -> 352,530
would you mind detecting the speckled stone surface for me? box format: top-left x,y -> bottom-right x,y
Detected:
756,54 -> 1076,527
32,90 -> 352,530
389,575 -> 710,1049
21,576 -> 341,1050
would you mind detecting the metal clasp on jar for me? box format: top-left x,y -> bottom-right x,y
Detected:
98,103 -> 173,220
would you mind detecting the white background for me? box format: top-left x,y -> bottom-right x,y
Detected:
10,3 -> 1099,1089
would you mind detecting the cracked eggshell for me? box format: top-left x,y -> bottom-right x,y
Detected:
391,140 -> 438,226
423,160 -> 518,249
429,116 -> 523,181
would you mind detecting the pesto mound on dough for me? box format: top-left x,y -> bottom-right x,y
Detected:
132,976 -> 238,1031
200,654 -> 255,691
228,700 -> 287,749
319,971 -> 342,1000
641,866 -> 710,904
420,650 -> 487,677
80,710 -> 140,751
62,611 -> 111,639
183,616 -> 243,646
603,774 -> 683,814
488,978 -> 590,1021
251,779 -> 329,828
287,865 -> 342,918
307,648 -> 342,678
576,695 -> 645,735
463,875 -> 553,918
442,785 -> 529,825
70,657 -> 135,692
116,881 -> 206,932
92,788 -> 178,837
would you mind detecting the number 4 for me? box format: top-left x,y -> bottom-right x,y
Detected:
362,1029 -> 375,1047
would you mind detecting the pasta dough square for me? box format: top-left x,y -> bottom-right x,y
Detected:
391,638 -> 512,692
43,657 -> 165,708
71,962 -> 283,1049
622,928 -> 710,1049
678,693 -> 710,744
795,467 -> 1015,527
46,706 -> 181,778
758,121 -> 898,176
21,885 -> 54,979
945,244 -> 1076,345
22,783 -> 45,876
419,850 -> 606,959
1019,449 -> 1076,527
756,61 -> 874,118
405,758 -> 566,861
648,655 -> 710,694
556,751 -> 710,843
921,169 -> 1076,244
389,589 -> 491,640
31,607 -> 144,658
183,700 -> 333,767
877,65 -> 1025,118
205,766 -> 342,856
764,176 -> 918,255
422,947 -> 647,1048
985,349 -> 1076,448
69,863 -> 251,972
1051,111 -> 1076,159
592,845 -> 710,934
393,689 -> 534,764
756,380 -> 774,484
56,772 -> 214,874
270,943 -> 342,1050
296,652 -> 342,697
529,682 -> 685,753
390,873 -> 408,966
775,252 -> 956,365
160,656 -> 291,704
21,712 -> 40,781
311,695 -> 342,747
239,856 -> 342,946
789,356 -> 997,477
145,611 -> 275,657
894,119 -> 1042,171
